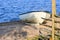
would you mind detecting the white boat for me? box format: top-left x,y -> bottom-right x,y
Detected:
19,11 -> 51,24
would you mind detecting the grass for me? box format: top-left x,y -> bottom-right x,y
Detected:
27,35 -> 46,40
55,36 -> 60,40
26,35 -> 60,40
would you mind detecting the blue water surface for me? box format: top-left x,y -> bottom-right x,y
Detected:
0,0 -> 60,23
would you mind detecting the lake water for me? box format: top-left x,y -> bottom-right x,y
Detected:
0,0 -> 60,23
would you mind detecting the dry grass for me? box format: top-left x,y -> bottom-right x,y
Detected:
0,16 -> 60,40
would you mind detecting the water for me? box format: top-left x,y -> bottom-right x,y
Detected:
0,0 -> 60,23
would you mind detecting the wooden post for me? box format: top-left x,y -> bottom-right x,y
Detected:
52,0 -> 56,40
50,37 -> 52,40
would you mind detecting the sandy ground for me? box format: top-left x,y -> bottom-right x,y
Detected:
0,17 -> 60,40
